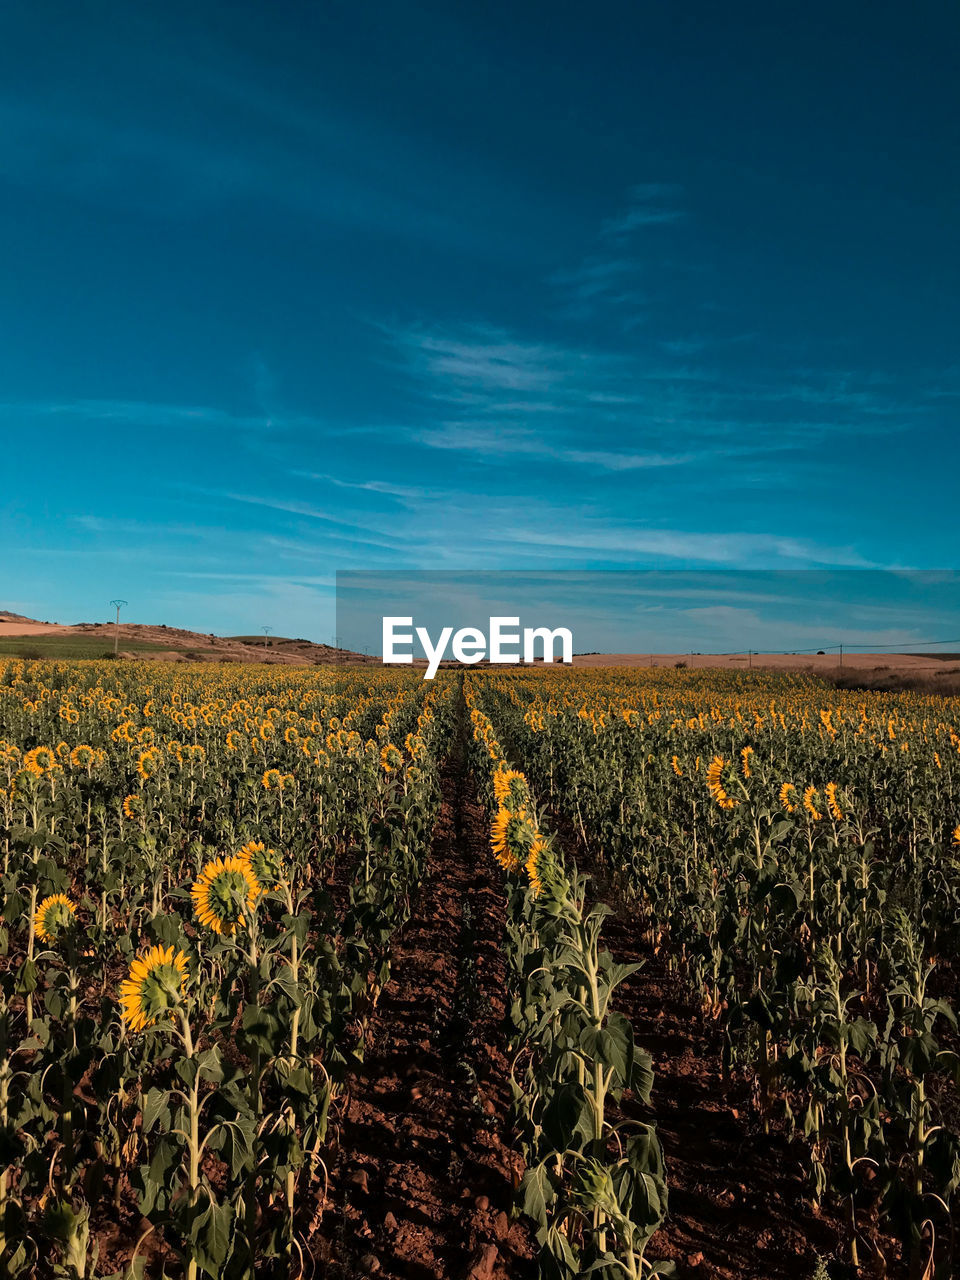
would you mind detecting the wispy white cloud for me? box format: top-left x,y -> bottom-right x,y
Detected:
486,523 -> 874,569
291,472 -> 425,500
547,256 -> 644,303
600,183 -> 685,239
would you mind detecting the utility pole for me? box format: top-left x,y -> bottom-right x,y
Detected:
839,642 -> 843,670
261,626 -> 272,650
748,649 -> 753,669
110,599 -> 127,657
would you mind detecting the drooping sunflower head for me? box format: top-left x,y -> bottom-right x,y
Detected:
803,785 -> 822,821
380,743 -> 403,773
23,746 -> 57,776
136,748 -> 160,781
35,893 -> 78,943
237,839 -> 282,889
525,832 -> 550,898
490,805 -> 535,873
69,744 -> 96,769
120,945 -> 188,1033
122,793 -> 142,819
779,782 -> 797,813
825,781 -> 844,822
706,755 -> 739,810
492,767 -> 530,814
191,855 -> 261,935
262,768 -> 283,790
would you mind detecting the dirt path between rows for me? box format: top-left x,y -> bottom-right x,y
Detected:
313,721 -> 537,1280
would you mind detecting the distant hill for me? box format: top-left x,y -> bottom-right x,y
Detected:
0,612 -> 374,666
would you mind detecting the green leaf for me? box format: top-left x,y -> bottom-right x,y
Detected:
520,1162 -> 556,1226
542,1081 -> 589,1153
142,1087 -> 169,1134
196,1198 -> 234,1273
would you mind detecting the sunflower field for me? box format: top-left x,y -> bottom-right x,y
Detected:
0,660 -> 452,1278
3,657 -> 959,1279
470,666 -> 960,1277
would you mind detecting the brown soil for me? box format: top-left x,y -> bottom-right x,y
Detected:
312,726 -> 537,1279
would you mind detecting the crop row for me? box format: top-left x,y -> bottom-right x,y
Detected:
0,660 -> 455,1278
471,666 -> 960,1278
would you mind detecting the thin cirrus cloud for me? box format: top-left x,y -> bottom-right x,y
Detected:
599,183 -> 685,240
492,523 -> 875,569
381,317 -> 916,480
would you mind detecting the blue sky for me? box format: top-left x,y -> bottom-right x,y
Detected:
1,2 -> 958,645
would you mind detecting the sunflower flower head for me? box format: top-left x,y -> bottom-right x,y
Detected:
120,945 -> 188,1033
825,781 -> 844,822
23,746 -> 57,776
492,767 -> 530,814
706,756 -> 739,810
490,805 -> 535,873
136,748 -> 160,781
380,743 -> 403,773
525,832 -> 549,898
191,855 -> 261,935
35,893 -> 78,943
237,839 -> 282,889
803,785 -> 822,821
779,782 -> 797,813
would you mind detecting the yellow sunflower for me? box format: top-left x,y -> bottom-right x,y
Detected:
136,748 -> 160,781
706,756 -> 738,810
35,893 -> 78,943
492,767 -> 529,813
120,945 -> 188,1032
262,768 -> 283,790
803,785 -> 822,822
380,743 -> 403,773
490,806 -> 534,873
23,746 -> 56,776
237,839 -> 282,888
191,855 -> 261,935
526,832 -> 549,898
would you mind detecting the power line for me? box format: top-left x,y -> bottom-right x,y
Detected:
709,636 -> 960,658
